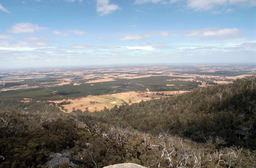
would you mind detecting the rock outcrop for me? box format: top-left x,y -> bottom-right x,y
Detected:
46,152 -> 76,168
104,163 -> 146,168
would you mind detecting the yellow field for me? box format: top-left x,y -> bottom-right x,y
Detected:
51,91 -> 189,113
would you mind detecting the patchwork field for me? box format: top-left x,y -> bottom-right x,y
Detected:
1,65 -> 255,92
1,65 -> 255,113
51,90 -> 189,113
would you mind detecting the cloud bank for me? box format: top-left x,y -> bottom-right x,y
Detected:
97,0 -> 119,15
9,23 -> 46,34
0,4 -> 10,13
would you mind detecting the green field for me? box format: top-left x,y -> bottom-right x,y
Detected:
0,76 -> 201,100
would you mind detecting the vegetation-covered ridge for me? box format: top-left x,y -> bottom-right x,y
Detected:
91,76 -> 256,149
0,76 -> 256,168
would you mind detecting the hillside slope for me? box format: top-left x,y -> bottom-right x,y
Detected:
1,77 -> 256,167
91,76 -> 256,149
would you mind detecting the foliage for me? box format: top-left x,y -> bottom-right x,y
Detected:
91,77 -> 256,149
0,77 -> 256,167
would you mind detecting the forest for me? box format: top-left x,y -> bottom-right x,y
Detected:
0,77 -> 256,167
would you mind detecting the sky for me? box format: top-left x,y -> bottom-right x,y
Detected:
0,0 -> 256,69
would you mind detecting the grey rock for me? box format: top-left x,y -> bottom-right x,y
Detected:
104,163 -> 147,168
0,155 -> 5,161
46,152 -> 76,168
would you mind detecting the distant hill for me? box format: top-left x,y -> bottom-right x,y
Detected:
92,76 -> 256,149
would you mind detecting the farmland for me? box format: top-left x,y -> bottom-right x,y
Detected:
1,64 -> 255,112
1,65 -> 256,168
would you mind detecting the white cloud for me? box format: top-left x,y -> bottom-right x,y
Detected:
135,0 -> 256,11
135,0 -> 180,4
170,0 -> 180,3
188,0 -> 256,10
0,40 -> 48,51
97,0 -> 119,16
148,42 -> 172,49
229,0 -> 256,6
24,36 -> 40,41
99,36 -> 109,41
0,34 -> 13,40
52,30 -> 85,35
126,45 -> 154,51
52,30 -> 63,35
70,44 -> 156,51
9,23 -> 46,34
1,40 -> 255,69
120,35 -> 144,41
0,35 -> 49,52
226,8 -> 233,12
0,4 -> 10,13
187,0 -> 226,11
70,30 -> 85,35
203,28 -> 239,37
120,31 -> 169,41
158,31 -> 169,37
70,45 -> 86,49
185,28 -> 240,39
239,41 -> 256,48
64,0 -> 83,2
70,45 -> 120,50
229,0 -> 244,3
176,41 -> 256,58
135,0 -> 168,4
186,0 -> 256,10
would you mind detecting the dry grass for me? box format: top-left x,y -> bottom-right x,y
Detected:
226,74 -> 252,80
86,78 -> 115,83
117,74 -> 161,79
84,74 -> 163,83
55,79 -> 71,86
73,83 -> 81,86
150,90 -> 191,96
1,85 -> 39,92
166,84 -> 175,87
52,91 -> 151,113
20,98 -> 32,103
214,80 -> 233,85
52,91 -> 190,113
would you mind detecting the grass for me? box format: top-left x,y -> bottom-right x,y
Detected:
53,91 -> 154,112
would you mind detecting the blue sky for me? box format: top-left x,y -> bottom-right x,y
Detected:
0,0 -> 256,69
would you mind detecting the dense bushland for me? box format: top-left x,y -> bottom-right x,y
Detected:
0,77 -> 256,167
91,77 -> 256,149
1,111 -> 255,168
0,112 -> 169,168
